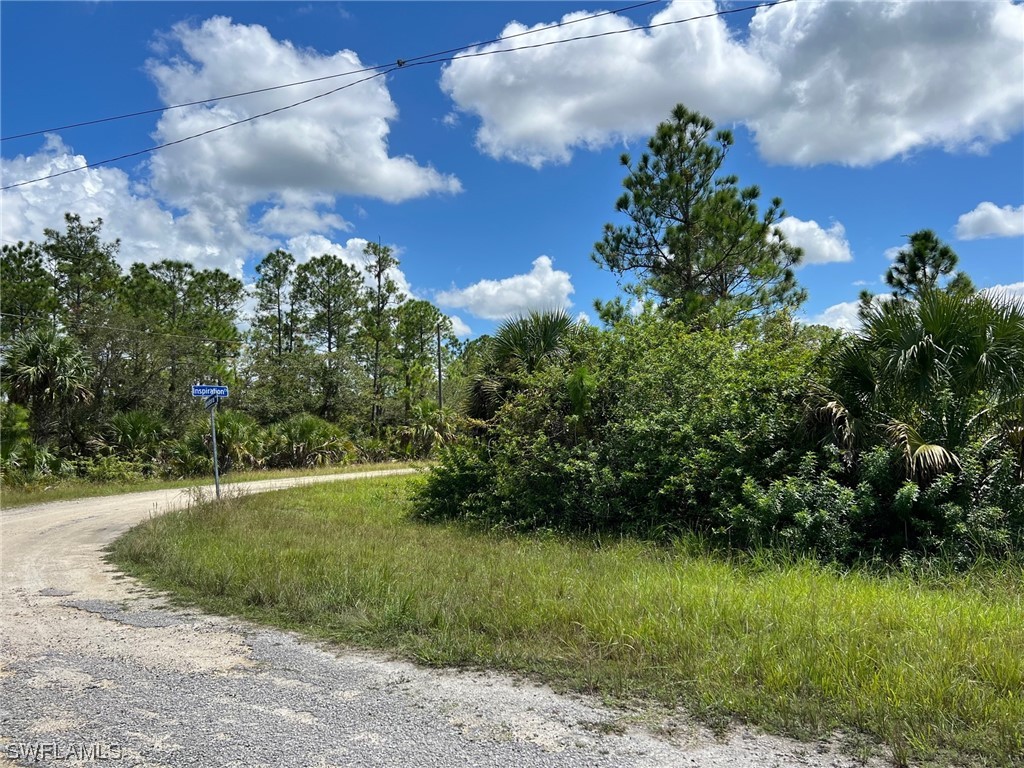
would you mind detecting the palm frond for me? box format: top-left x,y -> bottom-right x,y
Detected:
884,420 -> 961,482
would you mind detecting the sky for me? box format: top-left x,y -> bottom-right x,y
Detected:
1,0 -> 1022,338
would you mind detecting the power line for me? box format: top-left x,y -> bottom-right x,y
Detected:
0,0 -> 794,192
1,0 -> 662,142
1,69 -> 391,191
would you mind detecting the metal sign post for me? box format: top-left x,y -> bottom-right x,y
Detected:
205,395 -> 221,499
192,384 -> 229,499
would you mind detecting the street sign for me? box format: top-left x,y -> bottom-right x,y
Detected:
192,384 -> 229,398
204,394 -> 220,412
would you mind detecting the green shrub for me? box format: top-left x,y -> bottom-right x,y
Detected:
265,413 -> 355,468
417,315 -> 824,539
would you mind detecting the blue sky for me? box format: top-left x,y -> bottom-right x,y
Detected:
2,0 -> 1022,337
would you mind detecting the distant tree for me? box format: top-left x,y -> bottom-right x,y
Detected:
358,242 -> 405,431
293,254 -> 363,358
293,254 -> 365,420
190,268 -> 245,369
394,300 -> 454,417
41,213 -> 121,331
252,249 -> 296,357
885,229 -> 974,299
0,241 -> 56,344
593,104 -> 805,327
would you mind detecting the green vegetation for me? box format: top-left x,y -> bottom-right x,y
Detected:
1,214 -> 463,490
420,105 -> 1024,567
111,475 -> 1024,767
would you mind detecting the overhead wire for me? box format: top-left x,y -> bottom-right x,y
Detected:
1,0 -> 663,142
0,0 -> 794,192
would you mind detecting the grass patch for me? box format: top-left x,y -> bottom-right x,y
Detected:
0,461 -> 420,508
109,475 -> 1024,767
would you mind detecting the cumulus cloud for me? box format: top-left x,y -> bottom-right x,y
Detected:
148,17 -> 461,206
441,0 -> 772,167
984,282 -> 1024,301
808,300 -> 863,333
2,18 -> 463,280
436,255 -> 574,320
955,202 -> 1024,240
448,315 -> 473,337
809,294 -> 894,333
441,0 -> 1024,167
0,135 -> 264,273
747,1 -> 1023,165
776,217 -> 852,266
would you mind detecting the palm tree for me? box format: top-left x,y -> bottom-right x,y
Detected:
467,309 -> 579,421
97,410 -> 167,462
3,327 -> 93,446
809,289 -> 1024,481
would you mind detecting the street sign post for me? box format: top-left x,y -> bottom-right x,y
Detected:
192,384 -> 229,498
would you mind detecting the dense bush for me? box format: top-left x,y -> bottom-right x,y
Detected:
416,302 -> 1024,565
417,314 -> 827,537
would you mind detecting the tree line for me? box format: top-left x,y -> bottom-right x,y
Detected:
1,216 -> 461,480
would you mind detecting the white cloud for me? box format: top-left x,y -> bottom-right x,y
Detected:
776,216 -> 852,266
808,300 -> 863,333
747,1 -> 1024,166
955,202 -> 1024,240
0,135 -> 264,274
447,315 -> 472,338
441,0 -> 1024,168
884,246 -> 903,261
436,255 -> 574,320
441,1 -> 772,167
257,192 -> 350,237
575,310 -> 592,326
2,18 -> 462,281
148,17 -> 461,206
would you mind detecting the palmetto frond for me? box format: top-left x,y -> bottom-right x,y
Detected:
804,384 -> 858,455
491,309 -> 577,376
884,420 -> 961,482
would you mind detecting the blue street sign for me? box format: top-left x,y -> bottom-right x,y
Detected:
192,384 -> 229,398
204,394 -> 220,411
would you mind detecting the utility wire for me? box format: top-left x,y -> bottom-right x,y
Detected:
1,0 -> 662,142
0,0 -> 794,193
1,69 -> 391,191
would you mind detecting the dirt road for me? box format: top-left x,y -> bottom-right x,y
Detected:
1,471 -> 882,767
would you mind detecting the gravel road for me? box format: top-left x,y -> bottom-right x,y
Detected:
1,471 -> 886,767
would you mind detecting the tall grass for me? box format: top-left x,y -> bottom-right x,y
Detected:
110,476 -> 1024,766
